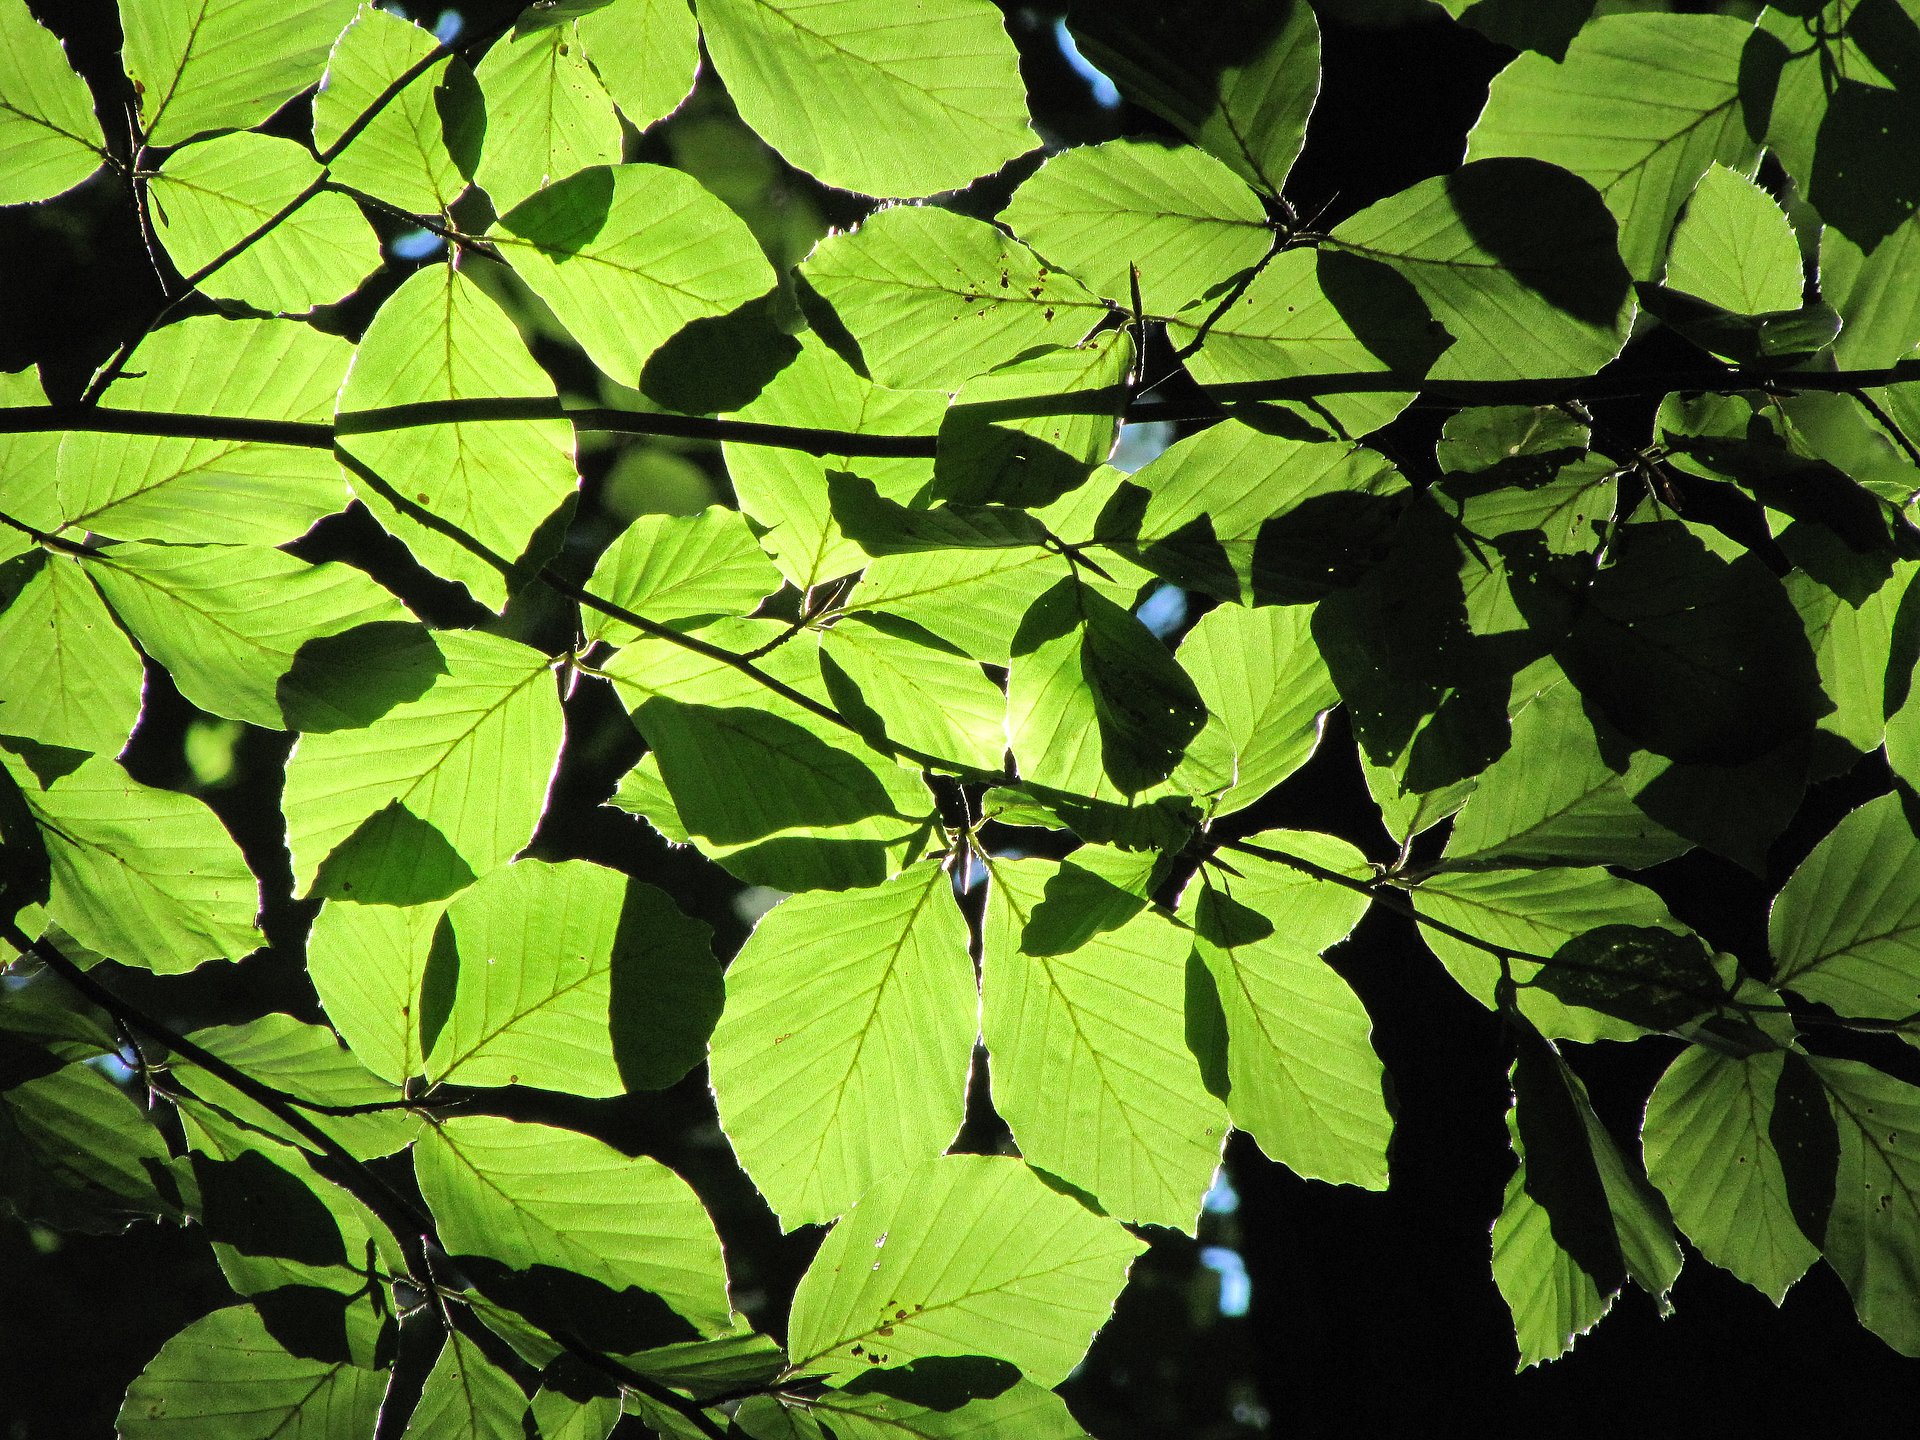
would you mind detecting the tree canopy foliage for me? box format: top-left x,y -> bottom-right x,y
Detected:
4,0 -> 1920,1434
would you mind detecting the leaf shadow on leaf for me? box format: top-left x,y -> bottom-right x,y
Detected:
1511,1036 -> 1627,1296
309,803 -> 478,905
1313,249 -> 1449,385
1447,158 -> 1633,330
1022,858 -> 1147,955
793,273 -> 872,381
193,1146 -> 348,1270
1,737 -> 91,787
1025,1164 -> 1109,1216
1183,947 -> 1231,1103
1532,925 -> 1722,1031
841,1355 -> 1021,1407
608,880 -> 721,1091
437,60 -> 486,182
1312,493 -> 1518,792
1772,1051 -> 1840,1246
451,1255 -> 702,1355
279,621 -> 447,732
638,700 -> 906,845
1807,79 -> 1920,250
826,470 -> 1049,556
254,1284 -> 394,1369
641,292 -> 801,415
1445,0 -> 1595,60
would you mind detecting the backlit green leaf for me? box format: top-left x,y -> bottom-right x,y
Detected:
306,895 -> 447,1085
314,5 -> 476,216
709,861 -> 976,1229
1187,832 -> 1389,1189
698,0 -> 1034,199
57,317 -> 350,544
404,1328 -> 525,1440
1465,12 -> 1758,278
983,856 -> 1225,1231
1,1060 -> 185,1226
1410,866 -> 1691,1042
122,0 -> 357,148
1664,163 -> 1803,316
1328,159 -> 1635,382
1000,139 -> 1271,315
583,506 -> 782,644
786,1153 -> 1144,1386
800,207 -> 1104,391
1643,1047 -> 1818,1304
1169,601 -> 1335,816
150,132 -> 380,313
808,1377 -> 1093,1440
0,551 -> 144,753
0,0 -> 106,206
428,858 -> 719,1095
819,614 -> 1010,773
118,1305 -> 387,1439
1771,794 -> 1920,1022
335,263 -> 578,611
416,1114 -> 732,1335
1,750 -> 261,972
282,628 -> 563,897
470,21 -> 622,212
1813,1056 -> 1920,1355
81,542 -> 407,730
492,164 -> 775,389
576,0 -> 699,131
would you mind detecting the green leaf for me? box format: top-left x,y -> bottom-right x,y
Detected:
709,861 -> 975,1229
314,4 -> 478,216
0,551 -> 144,752
1493,1034 -> 1682,1368
1,750 -> 261,972
809,1375 -> 1093,1440
1642,1047 -> 1819,1305
492,164 -> 775,389
697,0 -> 1034,199
982,856 -> 1225,1231
150,131 -> 380,313
416,1114 -> 733,1335
1188,832 -> 1390,1189
56,317 -> 350,544
1066,0 -> 1319,198
1788,559 -> 1914,758
305,895 -> 447,1085
81,542 -> 408,730
1008,577 -> 1207,799
1,1060 -> 185,1226
122,0 -> 357,148
576,0 -> 698,131
1464,12 -> 1758,278
1811,1056 -> 1920,1355
0,0 -> 106,206
1327,159 -> 1635,382
1129,419 -> 1405,605
470,21 -> 622,212
1770,794 -> 1920,1022
179,1013 -> 415,1160
335,263 -> 578,611
1442,669 -> 1688,871
118,1305 -> 387,1439
1167,248 -> 1440,441
582,506 -> 782,644
1409,866 -> 1692,1042
800,207 -> 1104,391
428,858 -> 718,1095
725,333 -> 943,590
1169,601 -> 1335,816
404,1328 -> 526,1440
819,614 -> 1010,774
0,367 -> 56,538
1000,139 -> 1271,315
1823,215 -> 1920,371
1664,163 -> 1803,316
785,1153 -> 1144,1386
282,628 -> 563,898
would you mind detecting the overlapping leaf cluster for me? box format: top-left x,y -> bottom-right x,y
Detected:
4,0 -> 1920,1433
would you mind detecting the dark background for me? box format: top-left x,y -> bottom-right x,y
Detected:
3,1 -> 1918,1435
